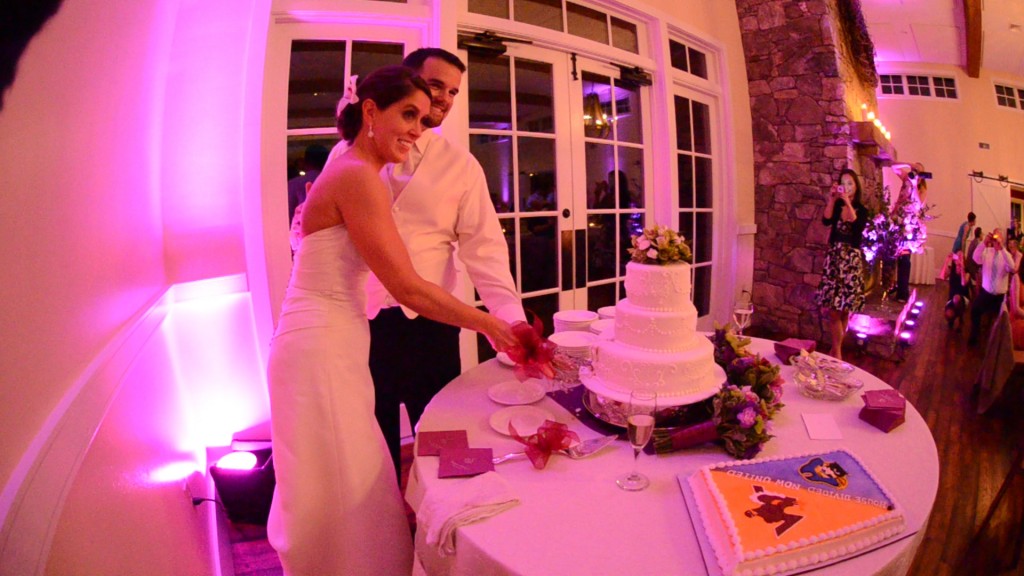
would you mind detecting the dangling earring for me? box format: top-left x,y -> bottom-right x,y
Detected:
368,123 -> 375,139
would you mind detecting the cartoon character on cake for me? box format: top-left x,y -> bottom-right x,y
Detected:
743,485 -> 803,537
799,456 -> 849,489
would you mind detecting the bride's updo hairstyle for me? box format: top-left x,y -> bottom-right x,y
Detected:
337,65 -> 431,144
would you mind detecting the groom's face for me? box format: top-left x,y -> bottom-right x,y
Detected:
417,57 -> 463,128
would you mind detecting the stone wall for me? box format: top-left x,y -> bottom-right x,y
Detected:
735,0 -> 881,344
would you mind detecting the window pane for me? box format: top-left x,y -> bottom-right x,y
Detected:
587,213 -> 617,281
695,156 -> 713,209
692,100 -> 711,154
469,0 -> 509,18
695,212 -> 713,263
567,2 -> 608,45
678,212 -> 694,250
693,265 -> 711,316
286,136 -> 336,224
674,95 -> 692,151
677,154 -> 694,209
515,0 -> 562,31
351,41 -> 404,80
521,217 -> 558,291
585,142 -> 615,209
582,72 -> 613,140
518,137 -> 556,212
499,217 -> 517,285
468,54 -> 512,129
611,16 -> 639,54
470,134 -> 513,213
618,147 -> 644,208
587,283 -> 618,313
288,41 -> 346,130
613,80 -> 643,144
619,212 -> 644,275
516,59 -> 554,133
688,47 -> 708,79
669,40 -> 689,72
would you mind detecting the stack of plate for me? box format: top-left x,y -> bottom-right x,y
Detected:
548,331 -> 598,361
589,319 -> 615,338
597,306 -> 616,320
553,310 -> 598,332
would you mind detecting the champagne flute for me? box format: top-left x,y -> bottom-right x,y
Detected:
617,390 -> 657,491
733,301 -> 754,336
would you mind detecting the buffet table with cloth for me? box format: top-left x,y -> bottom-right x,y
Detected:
406,337 -> 939,576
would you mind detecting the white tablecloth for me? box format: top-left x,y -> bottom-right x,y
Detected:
909,247 -> 936,285
407,338 -> 939,576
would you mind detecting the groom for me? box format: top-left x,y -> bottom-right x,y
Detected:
331,48 -> 526,476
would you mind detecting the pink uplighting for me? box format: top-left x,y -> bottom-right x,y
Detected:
900,331 -> 912,340
149,460 -> 201,483
905,319 -> 916,327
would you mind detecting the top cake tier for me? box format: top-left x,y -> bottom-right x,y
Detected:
622,261 -> 693,311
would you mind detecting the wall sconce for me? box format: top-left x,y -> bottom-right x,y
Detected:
209,448 -> 276,525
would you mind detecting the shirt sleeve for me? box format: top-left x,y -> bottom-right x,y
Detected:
454,158 -> 527,325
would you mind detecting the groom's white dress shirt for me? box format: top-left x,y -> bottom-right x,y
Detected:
329,129 -> 526,324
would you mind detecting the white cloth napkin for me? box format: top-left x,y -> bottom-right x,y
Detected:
416,471 -> 519,557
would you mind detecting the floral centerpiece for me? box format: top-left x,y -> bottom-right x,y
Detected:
652,324 -> 785,459
628,225 -> 692,265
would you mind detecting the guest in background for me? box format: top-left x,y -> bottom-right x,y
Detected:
965,226 -> 984,300
287,144 -> 329,225
952,211 -> 976,258
968,231 -> 1016,345
939,252 -> 970,330
329,48 -> 527,479
1008,217 -> 1022,243
815,168 -> 868,360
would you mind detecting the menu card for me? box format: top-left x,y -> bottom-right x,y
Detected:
417,430 -> 469,456
438,448 -> 495,478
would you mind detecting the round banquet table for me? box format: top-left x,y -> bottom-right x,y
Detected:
406,337 -> 939,576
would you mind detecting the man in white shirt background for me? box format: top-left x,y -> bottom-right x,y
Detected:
968,231 -> 1017,345
329,48 -> 526,476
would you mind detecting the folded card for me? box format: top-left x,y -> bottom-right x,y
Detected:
417,430 -> 469,456
438,448 -> 495,478
774,338 -> 816,365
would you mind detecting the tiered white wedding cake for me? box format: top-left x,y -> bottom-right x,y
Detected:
581,259 -> 723,407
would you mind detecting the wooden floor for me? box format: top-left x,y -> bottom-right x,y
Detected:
230,281 -> 1024,576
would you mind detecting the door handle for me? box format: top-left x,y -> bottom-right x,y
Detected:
562,208 -> 571,218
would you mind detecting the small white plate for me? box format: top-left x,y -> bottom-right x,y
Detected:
489,405 -> 556,436
496,352 -> 516,367
488,379 -> 546,405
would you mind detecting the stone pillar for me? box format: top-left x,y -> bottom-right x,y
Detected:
736,0 -> 881,345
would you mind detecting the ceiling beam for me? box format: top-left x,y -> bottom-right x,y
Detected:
961,0 -> 982,78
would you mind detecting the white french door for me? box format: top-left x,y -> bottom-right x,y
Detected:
463,43 -> 652,359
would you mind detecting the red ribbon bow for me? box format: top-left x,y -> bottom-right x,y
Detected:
505,314 -> 558,381
508,420 -> 580,469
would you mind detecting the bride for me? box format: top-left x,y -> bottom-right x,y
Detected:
266,65 -> 518,575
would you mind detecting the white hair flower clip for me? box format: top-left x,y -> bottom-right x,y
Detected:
335,75 -> 360,117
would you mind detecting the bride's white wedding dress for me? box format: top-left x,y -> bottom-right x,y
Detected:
267,225 -> 413,575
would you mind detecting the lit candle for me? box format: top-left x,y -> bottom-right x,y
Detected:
867,111 -> 876,121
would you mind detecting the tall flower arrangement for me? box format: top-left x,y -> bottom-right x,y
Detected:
862,185 -> 934,264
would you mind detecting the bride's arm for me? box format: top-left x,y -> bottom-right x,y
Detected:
332,165 -> 517,351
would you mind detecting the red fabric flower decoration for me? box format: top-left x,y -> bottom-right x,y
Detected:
508,420 -> 580,469
505,315 -> 557,380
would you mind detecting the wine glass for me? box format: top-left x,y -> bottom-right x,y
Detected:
616,390 -> 657,491
733,301 -> 754,336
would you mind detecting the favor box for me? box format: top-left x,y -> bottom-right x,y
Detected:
859,390 -> 906,433
774,338 -> 816,365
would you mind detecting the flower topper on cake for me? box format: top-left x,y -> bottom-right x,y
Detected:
628,225 -> 693,265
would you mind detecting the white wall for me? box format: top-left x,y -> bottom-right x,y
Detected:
876,63 -> 1024,256
0,0 -> 269,573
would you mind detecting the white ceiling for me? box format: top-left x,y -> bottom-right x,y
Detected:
860,0 -> 1024,78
